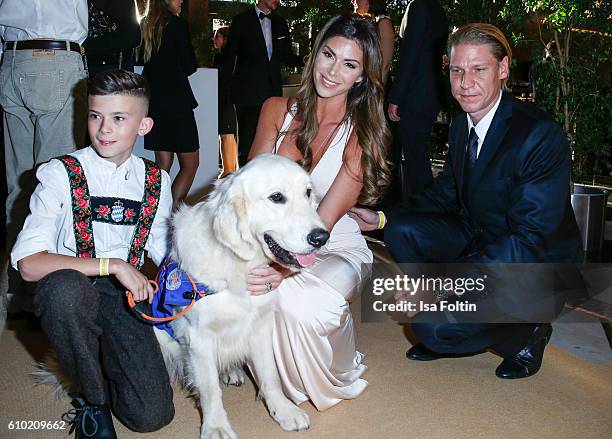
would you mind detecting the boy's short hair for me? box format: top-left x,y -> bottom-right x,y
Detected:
88,69 -> 150,111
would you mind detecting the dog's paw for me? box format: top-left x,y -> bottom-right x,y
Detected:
270,402 -> 310,432
201,422 -> 238,439
220,365 -> 245,387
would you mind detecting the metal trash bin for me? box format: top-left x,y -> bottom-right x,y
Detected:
571,184 -> 609,251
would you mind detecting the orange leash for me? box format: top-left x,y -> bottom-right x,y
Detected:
126,275 -> 206,323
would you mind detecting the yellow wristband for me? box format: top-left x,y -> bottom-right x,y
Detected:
376,211 -> 386,230
99,258 -> 110,277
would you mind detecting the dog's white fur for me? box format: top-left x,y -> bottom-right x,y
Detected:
157,154 -> 327,439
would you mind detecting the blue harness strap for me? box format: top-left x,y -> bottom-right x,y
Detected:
151,258 -> 214,338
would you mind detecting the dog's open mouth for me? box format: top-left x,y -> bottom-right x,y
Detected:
264,233 -> 316,268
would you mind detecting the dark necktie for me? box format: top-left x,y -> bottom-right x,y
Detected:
462,127 -> 479,204
259,12 -> 271,20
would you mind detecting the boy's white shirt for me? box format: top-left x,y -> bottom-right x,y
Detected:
11,147 -> 173,269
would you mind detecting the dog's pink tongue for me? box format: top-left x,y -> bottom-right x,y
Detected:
295,252 -> 316,267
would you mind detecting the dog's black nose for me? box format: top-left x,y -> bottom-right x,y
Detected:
307,228 -> 330,248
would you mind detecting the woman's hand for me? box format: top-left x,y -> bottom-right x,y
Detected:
111,259 -> 156,304
247,264 -> 288,295
348,207 -> 380,231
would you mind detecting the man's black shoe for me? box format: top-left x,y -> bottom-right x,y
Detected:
406,344 -> 442,361
62,398 -> 117,439
495,324 -> 553,379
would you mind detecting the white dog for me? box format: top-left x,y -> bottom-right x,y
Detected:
157,153 -> 329,439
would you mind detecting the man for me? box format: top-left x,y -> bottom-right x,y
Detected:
224,0 -> 301,166
0,0 -> 88,316
388,0 -> 448,196
350,23 -> 582,379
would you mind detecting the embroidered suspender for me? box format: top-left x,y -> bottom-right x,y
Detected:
59,156 -> 96,259
127,158 -> 162,267
59,155 -> 162,267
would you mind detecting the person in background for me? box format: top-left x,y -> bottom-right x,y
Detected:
353,0 -> 394,84
84,0 -> 141,77
0,0 -> 88,319
248,14 -> 392,410
140,0 -> 199,208
387,0 -> 448,196
213,26 -> 238,178
225,0 -> 302,167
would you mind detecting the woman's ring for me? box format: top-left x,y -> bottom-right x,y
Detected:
266,282 -> 273,292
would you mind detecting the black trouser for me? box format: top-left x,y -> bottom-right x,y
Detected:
397,109 -> 438,196
34,269 -> 174,432
235,103 -> 263,167
384,210 -> 536,358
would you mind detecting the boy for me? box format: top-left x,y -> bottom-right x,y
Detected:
11,70 -> 175,438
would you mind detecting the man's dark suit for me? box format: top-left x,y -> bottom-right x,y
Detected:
388,0 -> 448,195
224,7 -> 300,165
385,93 -> 582,358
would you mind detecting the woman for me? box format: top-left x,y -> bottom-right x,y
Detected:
213,26 -> 238,178
353,0 -> 395,83
140,0 -> 199,207
248,14 -> 392,410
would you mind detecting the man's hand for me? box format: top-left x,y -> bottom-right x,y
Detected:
111,259 -> 156,304
387,103 -> 400,122
348,207 -> 380,232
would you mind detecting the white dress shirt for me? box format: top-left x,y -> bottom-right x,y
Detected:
0,0 -> 88,44
254,5 -> 272,60
11,147 -> 173,269
466,90 -> 503,158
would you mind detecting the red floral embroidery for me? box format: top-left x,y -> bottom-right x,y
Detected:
143,206 -> 152,216
134,237 -> 143,247
148,195 -> 156,206
64,157 -> 75,165
76,221 -> 88,232
125,208 -> 134,220
81,231 -> 92,242
140,227 -> 149,237
71,165 -> 82,175
73,187 -> 85,199
130,256 -> 140,266
97,205 -> 110,217
147,174 -> 157,184
77,198 -> 89,209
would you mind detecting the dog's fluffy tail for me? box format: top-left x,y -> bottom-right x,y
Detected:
31,355 -> 74,400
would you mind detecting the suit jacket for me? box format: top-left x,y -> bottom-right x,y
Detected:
410,92 -> 582,264
142,16 -> 198,116
404,93 -> 583,320
388,0 -> 448,113
225,7 -> 301,107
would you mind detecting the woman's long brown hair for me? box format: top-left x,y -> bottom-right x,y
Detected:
289,14 -> 392,205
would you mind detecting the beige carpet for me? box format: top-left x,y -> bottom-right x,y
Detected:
1,303 -> 611,439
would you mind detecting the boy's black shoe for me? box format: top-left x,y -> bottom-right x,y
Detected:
62,398 -> 117,439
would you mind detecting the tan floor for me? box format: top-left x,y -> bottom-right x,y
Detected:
1,306 -> 611,439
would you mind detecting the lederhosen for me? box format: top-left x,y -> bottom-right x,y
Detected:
58,154 -> 161,265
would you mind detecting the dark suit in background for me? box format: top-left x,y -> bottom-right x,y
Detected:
389,0 -> 448,196
225,7 -> 301,166
385,93 -> 582,357
84,0 -> 141,77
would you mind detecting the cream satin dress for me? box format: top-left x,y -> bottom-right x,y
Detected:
271,110 -> 371,411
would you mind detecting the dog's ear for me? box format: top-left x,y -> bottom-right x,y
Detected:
212,180 -> 257,261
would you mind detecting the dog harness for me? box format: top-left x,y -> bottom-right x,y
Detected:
59,155 -> 161,267
151,258 -> 216,338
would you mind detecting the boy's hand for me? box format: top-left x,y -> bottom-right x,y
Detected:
110,259 -> 156,304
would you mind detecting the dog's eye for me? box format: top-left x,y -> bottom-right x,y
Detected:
306,188 -> 312,198
268,192 -> 286,204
